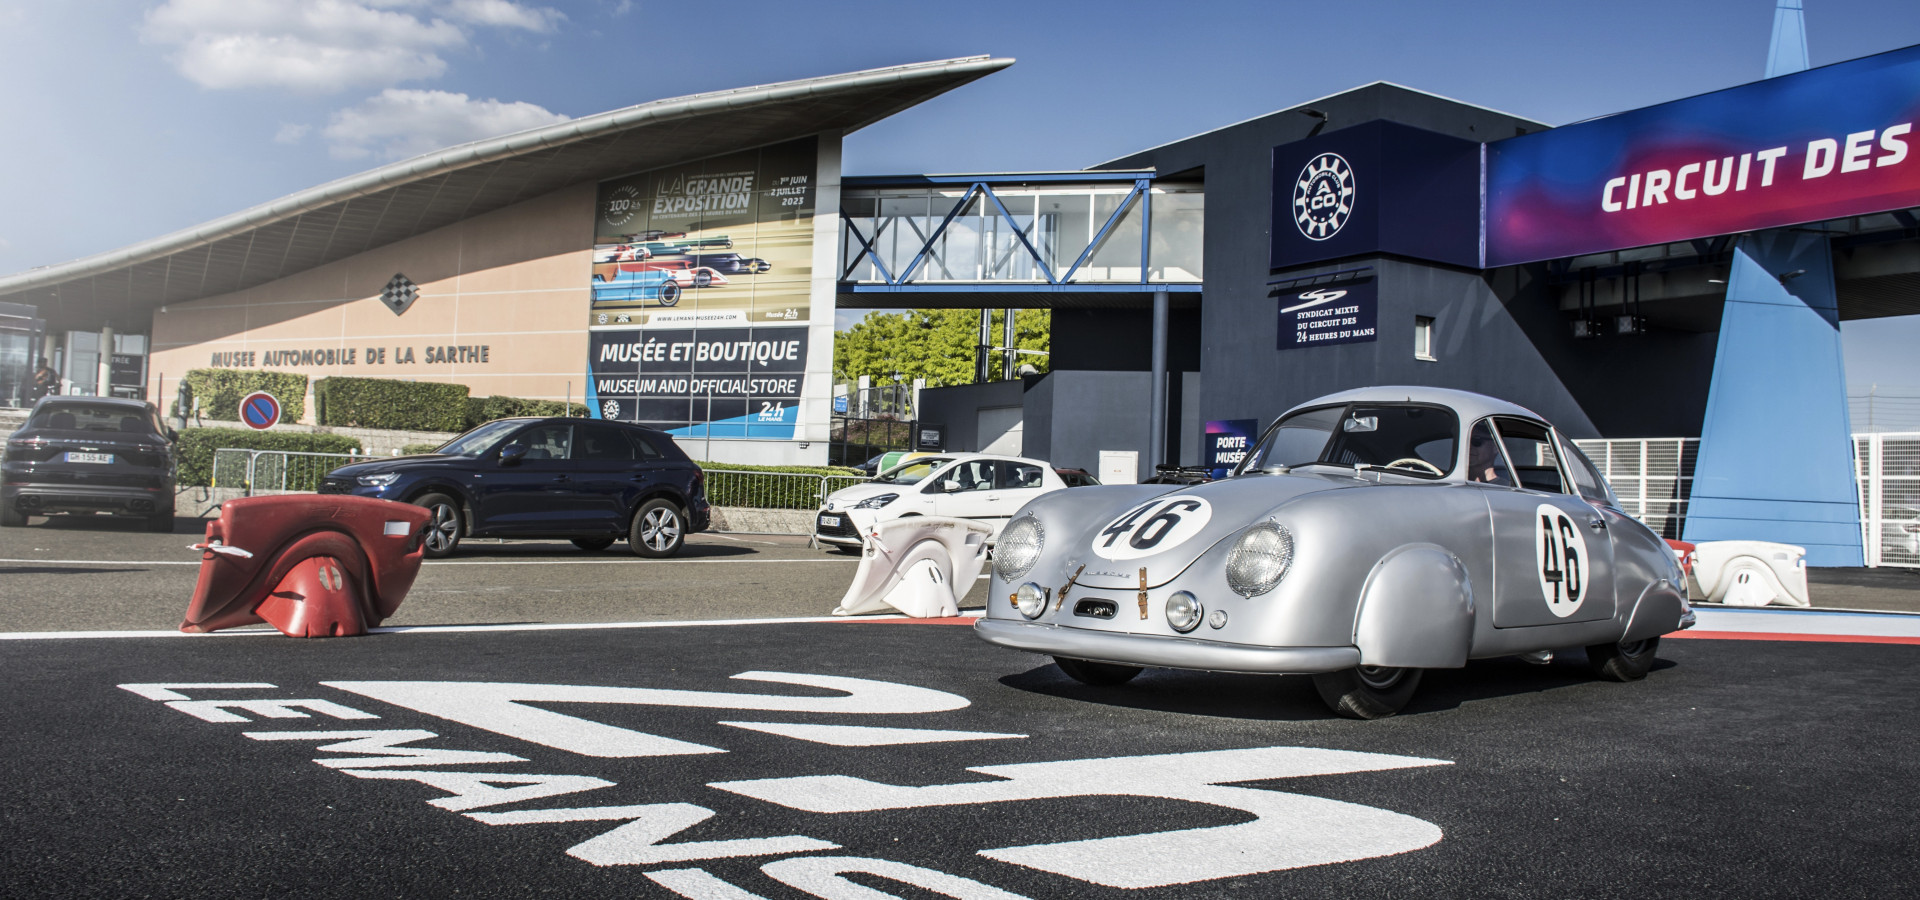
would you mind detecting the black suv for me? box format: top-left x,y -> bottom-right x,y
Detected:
318,417 -> 709,558
3,396 -> 178,530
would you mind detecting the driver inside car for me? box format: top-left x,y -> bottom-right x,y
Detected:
1467,422 -> 1514,485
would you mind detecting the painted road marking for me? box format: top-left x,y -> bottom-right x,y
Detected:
0,611 -> 988,641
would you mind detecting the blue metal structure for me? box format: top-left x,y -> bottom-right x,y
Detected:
1684,0 -> 1865,565
838,172 -> 1202,295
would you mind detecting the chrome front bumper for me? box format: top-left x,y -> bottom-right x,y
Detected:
973,617 -> 1362,675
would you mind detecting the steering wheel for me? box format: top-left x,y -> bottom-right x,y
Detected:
1383,457 -> 1445,476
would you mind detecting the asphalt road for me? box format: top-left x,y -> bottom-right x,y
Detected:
0,515 -> 988,633
3,621 -> 1917,899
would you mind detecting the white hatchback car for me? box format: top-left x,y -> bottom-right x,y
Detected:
814,453 -> 1068,551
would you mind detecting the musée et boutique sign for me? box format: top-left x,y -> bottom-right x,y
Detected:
1485,43 -> 1920,267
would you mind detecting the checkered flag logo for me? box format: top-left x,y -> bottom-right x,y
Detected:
381,273 -> 418,316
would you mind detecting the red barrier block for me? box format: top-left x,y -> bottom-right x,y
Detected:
182,494 -> 431,637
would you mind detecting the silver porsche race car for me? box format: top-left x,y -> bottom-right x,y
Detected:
975,386 -> 1694,719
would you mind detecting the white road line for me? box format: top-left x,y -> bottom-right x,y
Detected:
0,610 -> 987,640
0,557 -> 854,568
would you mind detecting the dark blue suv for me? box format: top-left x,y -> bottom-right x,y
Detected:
319,417 -> 708,558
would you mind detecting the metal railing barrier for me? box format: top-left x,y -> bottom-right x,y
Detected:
210,448 -> 375,495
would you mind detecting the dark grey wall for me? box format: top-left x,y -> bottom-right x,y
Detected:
1095,83 -> 1715,439
1051,307 -> 1202,372
916,378 -> 1025,453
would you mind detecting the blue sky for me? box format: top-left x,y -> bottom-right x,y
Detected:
1,0 -> 1917,399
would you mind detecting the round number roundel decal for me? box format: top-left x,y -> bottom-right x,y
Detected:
603,184 -> 641,226
1091,498 -> 1213,561
1293,152 -> 1355,241
1535,504 -> 1589,618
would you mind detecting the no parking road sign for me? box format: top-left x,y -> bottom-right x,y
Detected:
239,391 -> 282,430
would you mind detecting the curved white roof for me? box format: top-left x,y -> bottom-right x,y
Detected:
2,56 -> 1012,332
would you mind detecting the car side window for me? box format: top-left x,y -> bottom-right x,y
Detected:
516,425 -> 572,460
936,459 -> 998,493
1492,417 -> 1568,494
1561,439 -> 1617,508
1466,420 -> 1514,487
626,431 -> 664,460
1000,462 -> 1045,490
576,425 -> 634,461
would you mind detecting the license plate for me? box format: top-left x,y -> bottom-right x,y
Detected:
64,452 -> 112,464
819,515 -> 841,527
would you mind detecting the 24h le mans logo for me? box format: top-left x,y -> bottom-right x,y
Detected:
1293,152 -> 1355,241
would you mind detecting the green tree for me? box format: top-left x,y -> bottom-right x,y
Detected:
834,309 -> 1049,388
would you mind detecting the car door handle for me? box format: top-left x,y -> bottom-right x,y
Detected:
1588,516 -> 1606,531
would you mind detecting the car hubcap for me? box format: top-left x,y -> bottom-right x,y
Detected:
642,508 -> 680,551
426,503 -> 458,552
1357,666 -> 1404,690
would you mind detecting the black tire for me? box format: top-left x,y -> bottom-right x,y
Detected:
629,498 -> 685,558
572,537 -> 615,552
693,271 -> 712,288
1053,656 -> 1143,686
1586,636 -> 1660,682
1,505 -> 26,527
657,281 -> 681,308
148,509 -> 175,533
415,492 -> 463,559
1312,665 -> 1424,719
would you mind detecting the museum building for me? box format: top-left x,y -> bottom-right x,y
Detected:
4,35 -> 1920,565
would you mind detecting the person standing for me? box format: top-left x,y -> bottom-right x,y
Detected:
30,357 -> 57,401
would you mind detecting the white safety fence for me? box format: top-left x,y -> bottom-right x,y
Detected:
1854,432 -> 1920,568
1573,438 -> 1697,540
702,469 -> 869,511
210,448 -> 373,495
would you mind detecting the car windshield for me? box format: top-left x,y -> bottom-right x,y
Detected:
31,403 -> 156,434
435,420 -> 529,457
874,456 -> 953,485
1238,403 -> 1459,478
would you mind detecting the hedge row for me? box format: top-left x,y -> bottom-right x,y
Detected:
175,428 -> 364,488
184,369 -> 309,422
466,395 -> 587,426
313,376 -> 469,431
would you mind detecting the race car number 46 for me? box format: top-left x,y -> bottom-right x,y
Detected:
1092,497 -> 1213,561
1535,504 -> 1589,617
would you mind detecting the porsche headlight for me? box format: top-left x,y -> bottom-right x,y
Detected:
356,472 -> 401,487
1165,590 -> 1203,633
853,493 -> 898,510
1225,522 -> 1293,597
1013,582 -> 1049,619
994,516 -> 1045,581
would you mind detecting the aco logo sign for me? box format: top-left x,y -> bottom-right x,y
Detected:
118,674 -> 1453,896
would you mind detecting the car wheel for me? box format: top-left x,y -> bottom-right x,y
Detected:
415,492 -> 463,559
630,498 -> 685,558
572,537 -> 615,552
148,509 -> 175,533
658,281 -> 681,307
1053,656 -> 1142,686
1312,665 -> 1424,719
1,505 -> 26,527
1586,636 -> 1660,682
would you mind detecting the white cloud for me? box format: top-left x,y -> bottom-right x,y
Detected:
272,122 -> 311,144
323,88 -> 569,161
141,0 -> 564,93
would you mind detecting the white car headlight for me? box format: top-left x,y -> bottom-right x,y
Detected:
356,472 -> 401,487
1013,582 -> 1049,619
853,493 -> 898,510
1165,590 -> 1203,633
994,516 -> 1045,581
1225,522 -> 1293,597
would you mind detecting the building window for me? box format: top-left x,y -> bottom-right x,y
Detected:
1414,316 -> 1436,361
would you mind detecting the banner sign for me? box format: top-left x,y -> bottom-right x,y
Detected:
586,137 -> 817,439
1486,43 -> 1920,267
1204,419 -> 1260,476
1276,278 -> 1377,350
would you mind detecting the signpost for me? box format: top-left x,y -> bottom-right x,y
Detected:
239,391 -> 282,430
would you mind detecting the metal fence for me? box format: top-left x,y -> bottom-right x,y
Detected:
703,469 -> 870,511
1572,438 -> 1698,539
211,448 -> 373,494
1855,432 -> 1920,568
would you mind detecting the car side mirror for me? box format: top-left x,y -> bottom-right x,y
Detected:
499,443 -> 528,466
942,479 -> 964,492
